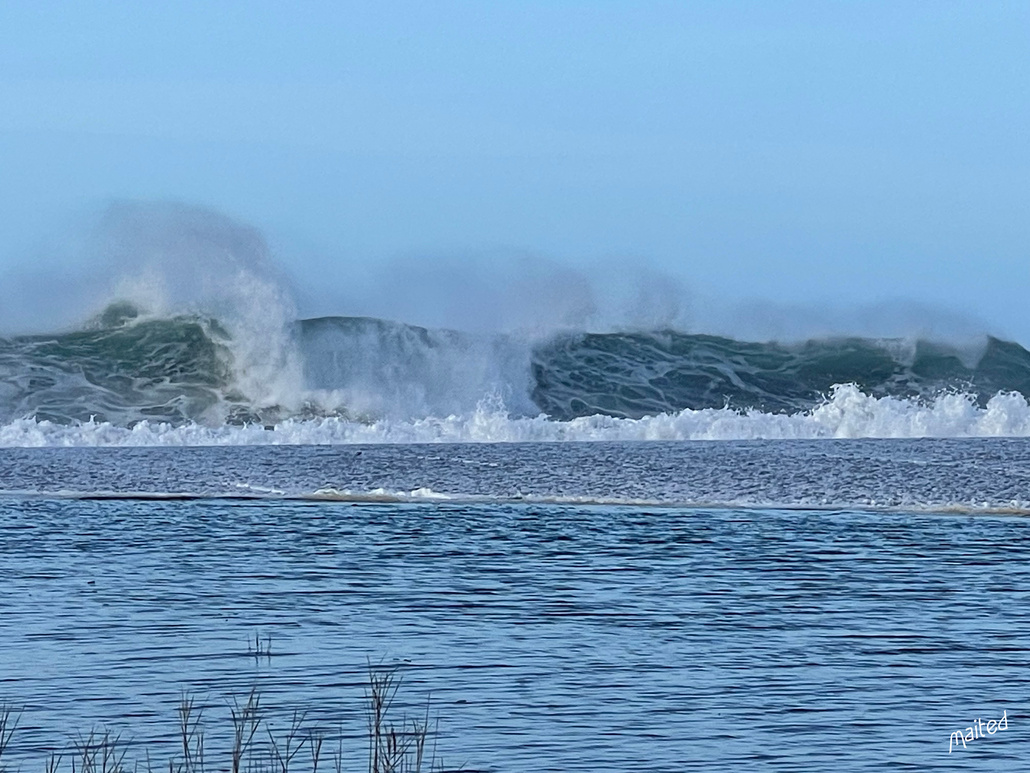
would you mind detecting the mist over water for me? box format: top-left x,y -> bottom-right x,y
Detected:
2,201 -> 1030,445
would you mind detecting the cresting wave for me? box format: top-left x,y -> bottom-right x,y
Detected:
6,202 -> 1030,445
4,302 -> 1030,446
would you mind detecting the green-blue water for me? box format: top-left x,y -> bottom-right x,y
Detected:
5,308 -> 1030,428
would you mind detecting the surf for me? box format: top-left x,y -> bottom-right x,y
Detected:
5,201 -> 1030,445
4,302 -> 1030,445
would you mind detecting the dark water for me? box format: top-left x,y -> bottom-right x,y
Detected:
531,330 -> 1030,419
6,307 -> 1030,426
0,442 -> 1029,771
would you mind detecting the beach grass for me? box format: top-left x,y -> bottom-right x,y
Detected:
0,667 -> 465,773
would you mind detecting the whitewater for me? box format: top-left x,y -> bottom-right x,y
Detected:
1,384 -> 1030,447
5,313 -> 1030,446
5,202 -> 1030,447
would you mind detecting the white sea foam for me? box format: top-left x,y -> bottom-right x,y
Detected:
3,385 -> 1030,447
308,487 -> 455,502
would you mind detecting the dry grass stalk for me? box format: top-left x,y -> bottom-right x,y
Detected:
229,689 -> 261,773
73,729 -> 128,773
307,729 -> 324,773
365,667 -> 436,773
0,667 -> 463,773
177,693 -> 205,773
46,751 -> 64,773
267,710 -> 308,773
247,633 -> 272,659
0,704 -> 20,770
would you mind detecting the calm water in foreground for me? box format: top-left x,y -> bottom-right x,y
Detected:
1,441 -> 1028,771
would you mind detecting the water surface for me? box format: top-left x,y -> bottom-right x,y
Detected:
2,481 -> 1027,771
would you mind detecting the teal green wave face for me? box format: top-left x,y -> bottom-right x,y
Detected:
0,306 -> 237,425
4,306 -> 1030,427
530,333 -> 1030,420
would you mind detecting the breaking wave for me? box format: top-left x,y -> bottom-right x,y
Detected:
4,304 -> 1030,446
5,202 -> 1030,446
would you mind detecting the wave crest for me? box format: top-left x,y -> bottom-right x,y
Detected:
5,298 -> 1030,442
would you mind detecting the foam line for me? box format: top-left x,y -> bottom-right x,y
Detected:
3,385 -> 1030,446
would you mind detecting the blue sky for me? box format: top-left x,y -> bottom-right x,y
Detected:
0,2 -> 1028,340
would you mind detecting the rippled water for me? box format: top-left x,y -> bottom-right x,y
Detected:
1,443 -> 1029,771
5,439 -> 1030,511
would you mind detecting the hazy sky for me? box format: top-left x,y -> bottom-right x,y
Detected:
1,2 -> 1028,340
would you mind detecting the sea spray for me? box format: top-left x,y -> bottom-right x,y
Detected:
90,202 -> 307,416
5,203 -> 1030,436
299,316 -> 537,420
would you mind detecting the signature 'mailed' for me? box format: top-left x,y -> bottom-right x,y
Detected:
949,710 -> 1008,752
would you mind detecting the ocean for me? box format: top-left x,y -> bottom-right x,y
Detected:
1,300 -> 1029,771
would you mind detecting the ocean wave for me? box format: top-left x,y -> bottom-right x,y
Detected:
532,329 -> 1030,419
4,385 -> 1030,446
7,203 -> 1029,445
4,301 -> 1030,439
